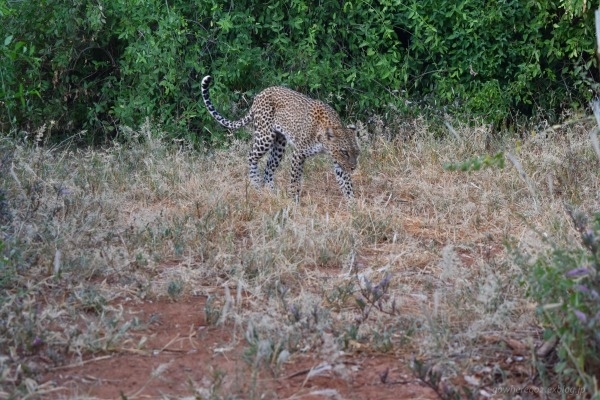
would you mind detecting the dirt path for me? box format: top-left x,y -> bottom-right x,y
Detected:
42,299 -> 438,399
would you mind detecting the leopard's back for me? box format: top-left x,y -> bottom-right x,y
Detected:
250,86 -> 335,145
201,75 -> 359,201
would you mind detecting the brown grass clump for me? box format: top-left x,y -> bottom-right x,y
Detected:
1,116 -> 598,398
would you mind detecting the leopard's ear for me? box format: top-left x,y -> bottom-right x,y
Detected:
325,127 -> 334,141
347,124 -> 359,137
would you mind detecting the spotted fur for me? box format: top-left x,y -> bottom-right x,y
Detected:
201,75 -> 359,201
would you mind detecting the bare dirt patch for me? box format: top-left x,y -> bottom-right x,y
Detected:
42,297 -> 438,399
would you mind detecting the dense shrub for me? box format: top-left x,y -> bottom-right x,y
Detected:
0,0 -> 598,143
518,208 -> 600,395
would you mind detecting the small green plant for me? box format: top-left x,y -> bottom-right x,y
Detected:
443,152 -> 505,172
519,207 -> 600,396
324,281 -> 354,310
354,273 -> 396,322
370,325 -> 394,352
243,323 -> 280,370
338,272 -> 401,351
74,286 -> 107,314
167,279 -> 183,300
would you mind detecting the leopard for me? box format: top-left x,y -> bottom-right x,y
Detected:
201,75 -> 360,202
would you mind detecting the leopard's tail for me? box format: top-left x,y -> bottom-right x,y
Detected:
201,76 -> 253,129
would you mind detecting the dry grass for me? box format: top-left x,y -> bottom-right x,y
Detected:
1,116 -> 599,398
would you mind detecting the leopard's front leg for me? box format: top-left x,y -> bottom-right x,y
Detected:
289,150 -> 307,202
333,162 -> 354,200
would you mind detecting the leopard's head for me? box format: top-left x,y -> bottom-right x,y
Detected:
324,125 -> 360,173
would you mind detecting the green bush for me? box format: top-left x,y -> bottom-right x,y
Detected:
0,0 -> 598,142
0,23 -> 41,133
519,207 -> 600,395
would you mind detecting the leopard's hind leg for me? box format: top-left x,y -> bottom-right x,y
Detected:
248,112 -> 276,189
263,130 -> 287,191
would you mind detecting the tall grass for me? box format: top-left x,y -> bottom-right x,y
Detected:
1,115 -> 599,398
